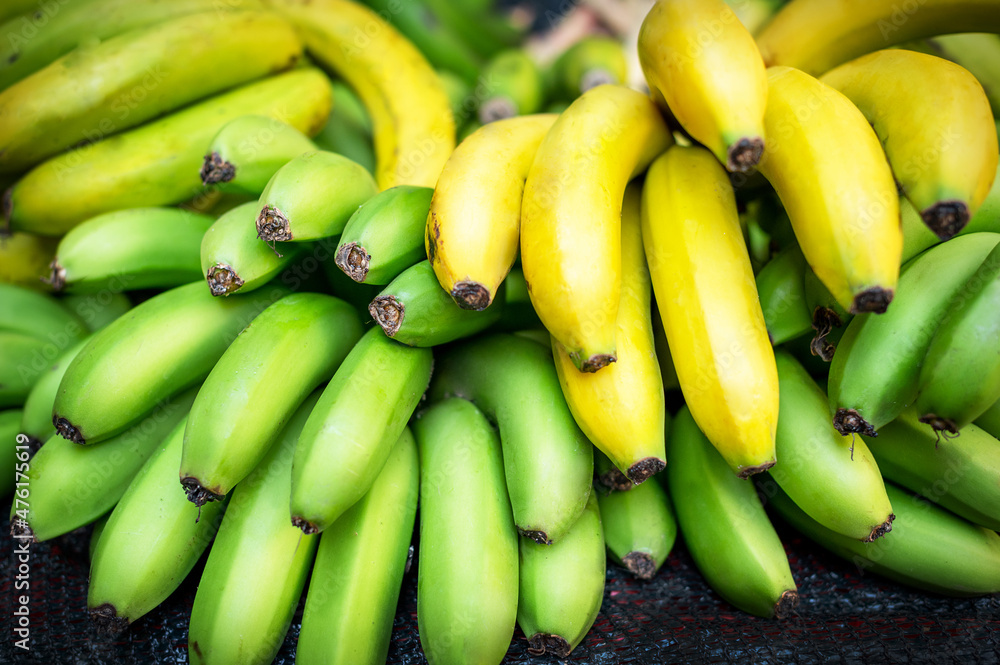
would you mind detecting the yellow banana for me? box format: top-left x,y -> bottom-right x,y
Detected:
641,144 -> 778,477
520,84 -> 671,373
757,66 -> 902,315
552,184 -> 665,484
427,114 -> 557,310
638,0 -> 768,172
263,0 -> 454,189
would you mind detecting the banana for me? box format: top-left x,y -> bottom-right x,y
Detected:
187,393 -> 320,665
19,335 -> 90,444
764,480 -> 1000,596
0,232 -> 58,290
597,473 -> 676,580
0,282 -> 86,344
201,115 -> 318,196
553,184 -> 666,484
311,79 -> 376,175
296,426 -> 418,665
757,66 -> 902,315
828,232 -> 1000,437
974,397 -> 1000,439
0,333 -> 52,408
414,398 -> 518,665
593,448 -> 634,493
521,85 -> 671,372
53,280 -> 288,445
756,245 -> 813,346
639,0 -> 768,172
755,0 -> 1000,76
492,265 -> 543,333
369,260 -> 505,347
421,0 -> 524,60
820,50 -> 997,240
5,68 -> 332,236
335,185 -> 433,285
290,326 -> 433,534
87,416 -> 226,635
516,491 -> 604,658
477,49 -> 545,123
926,33 -> 1000,115
548,36 -> 628,101
667,406 -> 798,619
642,145 -> 778,477
60,292 -> 131,332
87,513 -> 109,562
802,264 -> 852,362
255,150 -> 378,245
427,333 -> 594,545
725,0 -> 785,35
438,69 -> 474,127
8,387 -> 197,543
427,114 -> 557,311
180,293 -> 363,506
264,0 -> 455,189
1,409 -> 22,498
650,305 -> 681,394
47,208 -> 212,293
0,0 -> 46,23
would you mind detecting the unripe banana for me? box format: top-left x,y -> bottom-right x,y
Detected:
597,473 -> 676,580
296,427 -> 418,665
1,409 -> 23,498
0,333 -> 51,408
548,36 -> 627,101
428,333 -> 594,545
0,231 -> 58,290
180,293 -> 362,506
88,513 -> 110,563
975,397 -> 1000,439
290,326 -> 433,534
638,0 -> 768,172
756,245 -> 812,346
427,114 -> 557,311
423,0 -> 524,60
516,491 -> 604,658
521,85 -> 671,372
642,145 -> 778,477
414,398 -> 518,665
478,49 -> 545,123
829,232 -> 1000,437
668,406 -> 798,619
19,335 -> 90,444
60,292 -> 131,333
0,283 -> 87,344
335,185 -> 433,285
53,280 -> 288,445
493,265 -> 543,333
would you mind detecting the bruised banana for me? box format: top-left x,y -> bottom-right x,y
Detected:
597,474 -> 676,580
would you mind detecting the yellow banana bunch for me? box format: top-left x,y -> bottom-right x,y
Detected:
520,84 -> 671,373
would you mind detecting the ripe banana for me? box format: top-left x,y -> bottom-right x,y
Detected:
757,66 -> 902,315
521,85 -> 671,372
638,0 -> 768,172
926,32 -> 1000,115
642,145 -> 778,477
0,231 -> 58,290
61,292 -> 132,333
668,406 -> 798,619
427,114 -> 557,311
296,427 -> 418,665
5,68 -> 332,236
756,245 -> 812,346
478,49 -> 545,123
974,397 -> 1000,439
414,398 -> 518,665
0,333 -> 55,408
553,184 -> 666,484
88,416 -> 226,634
53,280 -> 288,445
19,335 -> 90,444
264,0 -> 455,189
428,333 -> 594,545
0,283 -> 87,344
548,36 -> 627,101
829,232 -> 1000,436
597,474 -> 676,580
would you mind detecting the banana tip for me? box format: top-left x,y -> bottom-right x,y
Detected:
850,287 -> 893,315
579,67 -> 618,93
622,551 -> 658,580
256,205 -> 292,243
626,457 -> 666,484
369,295 -> 404,337
809,306 -> 843,362
918,413 -> 960,439
89,603 -> 129,637
451,281 -> 491,311
526,633 -> 572,658
334,242 -> 370,283
773,589 -> 799,619
479,96 -> 518,124
206,264 -> 244,297
726,137 -> 764,174
577,353 -> 616,373
10,517 -> 35,542
53,415 -> 85,445
832,408 -> 877,437
921,201 -> 969,241
596,466 -> 633,493
45,259 -> 66,292
517,527 -> 552,546
180,477 -> 225,507
864,513 -> 895,542
291,515 -> 320,535
736,459 -> 775,479
200,152 -> 236,186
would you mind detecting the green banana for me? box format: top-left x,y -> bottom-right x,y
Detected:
516,491 -> 604,658
975,397 -> 1000,439
8,386 -> 197,542
188,393 -> 320,665
255,150 -> 379,244
756,245 -> 812,346
200,115 -> 318,196
0,0 -> 49,24
421,0 -> 524,60
369,260 -> 505,347
53,280 -> 288,445
47,208 -> 212,293
180,292 -> 363,506
60,292 -> 131,332
335,185 -> 433,285
765,480 -> 1000,597
88,512 -> 110,562
311,80 -> 376,175
829,232 -> 1000,437
593,448 -> 633,493
427,333 -> 594,545
438,69 -> 475,126
597,473 -> 676,580
0,282 -> 87,344
5,68 -> 332,236
296,427 -> 418,665
88,416 -> 226,634
414,398 -> 518,665
668,406 -> 798,619
802,263 -> 852,362
0,333 -> 52,408
19,334 -> 91,444
1,409 -> 23,498
548,36 -> 628,101
491,265 -> 542,333
478,49 -> 545,123
290,326 -> 433,534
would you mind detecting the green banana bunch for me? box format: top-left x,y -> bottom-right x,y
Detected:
200,115 -> 318,196
0,409 -> 23,498
47,208 -> 212,293
414,398 -> 518,665
60,292 -> 132,332
9,387 -> 197,542
829,232 -> 1000,437
296,427 -> 418,665
517,491 -> 604,658
547,36 -> 628,102
88,417 -> 226,634
180,293 -> 363,506
311,80 -> 375,175
188,393 -> 320,665
369,260 -> 505,347
0,333 -> 54,408
477,49 -> 545,123
975,397 -> 1000,439
597,474 -> 676,580
668,406 -> 798,619
53,280 -> 288,445
19,335 -> 90,443
756,245 -> 812,346
0,282 -> 87,344
335,185 -> 433,285
290,326 -> 433,534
